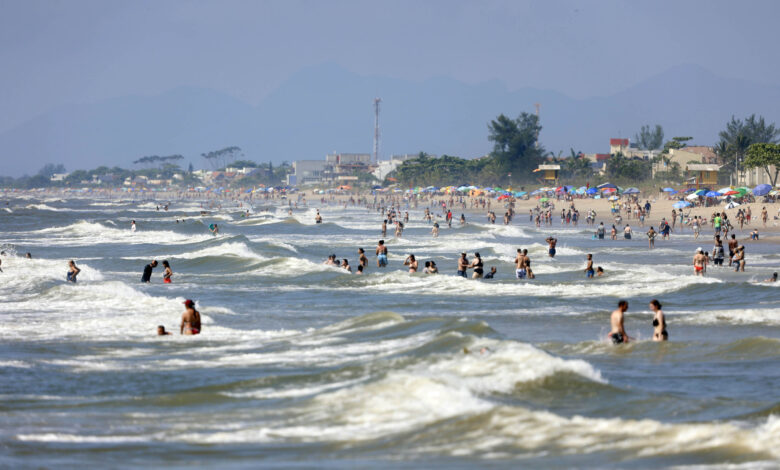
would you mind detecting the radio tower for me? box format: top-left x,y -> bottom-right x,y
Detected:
373,97 -> 381,163
534,102 -> 541,145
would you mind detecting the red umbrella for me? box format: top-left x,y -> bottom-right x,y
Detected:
723,190 -> 739,196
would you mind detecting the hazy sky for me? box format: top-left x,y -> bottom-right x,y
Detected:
2,0 -> 779,133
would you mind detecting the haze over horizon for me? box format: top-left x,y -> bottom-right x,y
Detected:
2,0 -> 780,175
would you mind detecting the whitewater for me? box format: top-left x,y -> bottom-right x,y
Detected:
1,195 -> 778,469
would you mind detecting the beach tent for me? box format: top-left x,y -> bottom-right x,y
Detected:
752,184 -> 772,196
725,201 -> 740,209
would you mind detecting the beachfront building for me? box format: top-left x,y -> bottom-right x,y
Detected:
372,154 -> 421,181
739,164 -> 778,186
685,163 -> 722,188
652,146 -> 717,178
609,138 -> 630,155
292,160 -> 328,185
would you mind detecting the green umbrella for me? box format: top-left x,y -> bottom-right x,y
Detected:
540,197 -> 549,202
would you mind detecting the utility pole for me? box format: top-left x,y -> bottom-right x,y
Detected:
373,98 -> 381,164
534,103 -> 541,145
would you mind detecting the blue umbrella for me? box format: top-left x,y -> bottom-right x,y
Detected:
753,184 -> 772,196
586,187 -> 598,195
673,201 -> 691,209
623,187 -> 640,194
705,191 -> 721,198
597,182 -> 617,189
662,187 -> 676,192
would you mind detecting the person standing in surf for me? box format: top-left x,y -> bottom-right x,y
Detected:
584,254 -> 595,278
66,260 -> 81,283
141,260 -> 158,283
162,260 -> 173,284
650,299 -> 668,341
546,237 -> 557,258
180,299 -> 201,335
608,300 -> 630,344
693,248 -> 706,276
375,240 -> 388,268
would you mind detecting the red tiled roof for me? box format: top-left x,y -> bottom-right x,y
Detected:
610,138 -> 629,146
596,153 -> 610,161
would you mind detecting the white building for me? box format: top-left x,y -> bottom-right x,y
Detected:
372,154 -> 428,181
293,160 -> 328,185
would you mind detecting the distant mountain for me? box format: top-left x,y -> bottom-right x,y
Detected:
1,63 -> 779,176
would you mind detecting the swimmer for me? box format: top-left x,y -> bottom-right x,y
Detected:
381,220 -> 387,237
457,252 -> 469,277
162,260 -> 173,283
356,264 -> 364,275
341,258 -> 352,273
649,299 -> 668,341
514,249 -> 527,279
765,272 -> 778,282
209,223 -> 219,235
141,260 -> 158,283
26,253 -> 32,259
66,260 -> 81,283
404,254 -> 418,273
546,237 -> 557,258
596,266 -> 604,277
523,249 -> 534,279
130,220 -> 137,232
646,226 -> 656,248
375,240 -> 388,268
585,254 -> 595,278
469,252 -> 484,279
432,222 -> 439,238
693,247 -> 706,276
424,260 -> 439,274
607,300 -> 630,344
358,248 -> 368,268
157,325 -> 171,336
315,210 -> 322,224
484,266 -> 497,279
180,299 -> 201,335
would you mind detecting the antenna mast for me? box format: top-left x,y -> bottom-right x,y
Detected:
373,97 -> 381,163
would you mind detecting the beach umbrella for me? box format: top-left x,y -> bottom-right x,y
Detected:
608,195 -> 619,201
539,197 -> 549,202
586,187 -> 598,195
686,194 -> 700,201
673,201 -> 692,209
704,191 -> 721,198
725,201 -> 740,209
694,189 -> 707,196
601,187 -> 617,193
597,182 -> 617,189
623,187 -> 640,194
497,194 -> 510,201
514,191 -> 527,197
684,187 -> 697,193
722,190 -> 739,196
662,187 -> 676,192
717,187 -> 732,194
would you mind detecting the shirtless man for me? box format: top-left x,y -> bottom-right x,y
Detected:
375,240 -> 388,268
607,300 -> 630,344
180,299 -> 201,335
358,248 -> 368,268
545,237 -> 557,258
693,247 -> 706,276
514,249 -> 527,279
584,254 -> 595,278
727,234 -> 738,266
457,253 -> 469,277
381,220 -> 387,237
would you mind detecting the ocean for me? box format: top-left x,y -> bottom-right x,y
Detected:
1,195 -> 778,469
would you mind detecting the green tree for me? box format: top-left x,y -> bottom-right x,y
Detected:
202,146 -> 243,170
634,124 -> 664,150
744,143 -> 780,187
487,112 -> 545,182
37,163 -> 66,178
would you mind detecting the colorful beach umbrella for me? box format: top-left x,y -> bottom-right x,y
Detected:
673,201 -> 692,209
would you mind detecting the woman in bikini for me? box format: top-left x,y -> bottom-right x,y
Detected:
650,299 -> 668,341
162,260 -> 172,284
